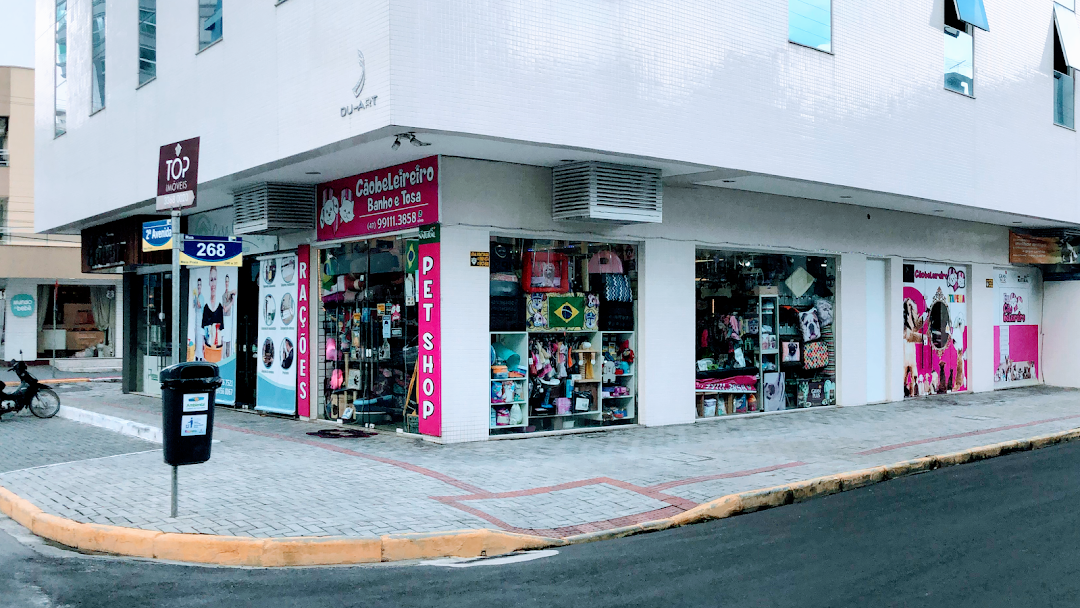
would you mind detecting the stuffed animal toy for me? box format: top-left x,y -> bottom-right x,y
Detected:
619,340 -> 635,364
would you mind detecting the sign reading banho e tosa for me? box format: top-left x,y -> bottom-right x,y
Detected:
316,156 -> 439,241
296,245 -> 311,418
417,224 -> 442,437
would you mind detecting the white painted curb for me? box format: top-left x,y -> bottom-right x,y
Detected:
57,406 -> 163,444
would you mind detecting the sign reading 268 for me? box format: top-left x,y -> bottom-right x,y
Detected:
180,235 -> 243,267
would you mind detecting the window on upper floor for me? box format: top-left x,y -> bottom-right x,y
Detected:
91,0 -> 106,113
54,0 -> 67,136
0,117 -> 8,166
943,0 -> 988,97
789,0 -> 831,53
199,0 -> 223,51
1054,2 -> 1080,129
138,0 -> 157,86
0,198 -> 7,243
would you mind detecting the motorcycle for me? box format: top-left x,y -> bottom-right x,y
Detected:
0,360 -> 61,420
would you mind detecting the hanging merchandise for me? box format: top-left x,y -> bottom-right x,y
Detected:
587,250 -> 624,274
803,341 -> 828,370
523,251 -> 569,293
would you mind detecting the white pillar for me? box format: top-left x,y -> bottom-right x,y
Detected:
885,257 -> 906,402
1042,281 -> 1080,387
968,263 -> 995,393
637,237 -> 696,426
837,253 -> 867,406
3,279 -> 39,361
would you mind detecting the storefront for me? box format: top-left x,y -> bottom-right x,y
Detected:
694,251 -> 837,416
993,267 -> 1041,388
488,238 -> 639,434
902,262 -> 970,397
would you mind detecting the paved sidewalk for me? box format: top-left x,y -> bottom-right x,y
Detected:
1,384 -> 1079,539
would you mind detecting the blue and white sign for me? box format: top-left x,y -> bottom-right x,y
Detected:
180,235 -> 242,267
9,294 -> 34,318
142,220 -> 173,252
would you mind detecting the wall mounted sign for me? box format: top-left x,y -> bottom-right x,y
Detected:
9,294 -> 34,318
1009,231 -> 1080,264
296,245 -> 311,418
470,252 -> 490,267
180,235 -> 243,266
142,219 -> 173,252
340,50 -> 379,117
256,252 -> 299,415
316,156 -> 439,242
417,223 -> 442,437
157,137 -> 200,211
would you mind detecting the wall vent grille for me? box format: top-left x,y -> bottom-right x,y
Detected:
552,162 -> 662,223
233,183 -> 316,235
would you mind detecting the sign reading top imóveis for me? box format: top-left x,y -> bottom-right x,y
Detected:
142,220 -> 173,252
316,156 -> 438,242
157,137 -> 200,211
179,235 -> 242,267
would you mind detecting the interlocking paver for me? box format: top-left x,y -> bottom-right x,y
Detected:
2,384 -> 1079,538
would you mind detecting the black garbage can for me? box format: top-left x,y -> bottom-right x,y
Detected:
160,362 -> 223,466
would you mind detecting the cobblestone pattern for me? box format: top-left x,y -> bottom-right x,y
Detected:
2,385 -> 1078,538
0,408 -> 158,474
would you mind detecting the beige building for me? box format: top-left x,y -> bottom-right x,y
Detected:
0,66 -> 121,369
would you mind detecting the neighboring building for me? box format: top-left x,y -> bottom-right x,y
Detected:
30,0 -> 1080,441
0,65 -> 122,370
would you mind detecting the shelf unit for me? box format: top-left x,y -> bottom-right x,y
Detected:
489,329 -> 637,434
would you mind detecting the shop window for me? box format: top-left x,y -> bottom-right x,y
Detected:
695,251 -> 837,417
489,238 -> 638,435
319,237 -> 417,431
788,0 -> 832,53
944,0 -> 976,97
36,284 -> 116,359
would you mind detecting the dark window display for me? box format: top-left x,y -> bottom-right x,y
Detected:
319,237 -> 418,431
695,251 -> 836,416
489,237 -> 638,435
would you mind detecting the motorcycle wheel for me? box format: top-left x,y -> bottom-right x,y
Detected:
29,389 -> 61,419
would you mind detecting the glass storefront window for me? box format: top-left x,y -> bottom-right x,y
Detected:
36,284 -> 117,359
489,237 -> 638,435
319,237 -> 417,431
695,251 -> 837,416
134,272 -> 171,395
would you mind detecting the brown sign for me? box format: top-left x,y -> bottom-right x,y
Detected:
1008,231 -> 1079,264
156,137 -> 200,211
81,216 -> 178,273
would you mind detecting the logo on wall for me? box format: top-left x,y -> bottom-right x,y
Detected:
341,50 -> 378,117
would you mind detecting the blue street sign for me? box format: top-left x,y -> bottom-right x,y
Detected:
180,235 -> 243,267
142,220 -> 174,252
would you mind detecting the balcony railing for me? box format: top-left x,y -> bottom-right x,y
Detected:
0,149 -> 8,167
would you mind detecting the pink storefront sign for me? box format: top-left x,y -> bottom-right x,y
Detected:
316,156 -> 439,242
417,224 -> 442,437
296,244 -> 311,418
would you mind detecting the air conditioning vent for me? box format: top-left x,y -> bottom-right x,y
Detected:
233,183 -> 316,235
552,162 -> 662,223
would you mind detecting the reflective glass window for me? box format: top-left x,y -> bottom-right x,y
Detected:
54,0 -> 67,136
789,0 -> 831,52
199,0 -> 222,50
138,0 -> 156,86
91,0 -> 106,113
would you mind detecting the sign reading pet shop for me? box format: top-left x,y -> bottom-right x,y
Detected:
417,223 -> 442,437
316,156 -> 439,242
156,137 -> 200,211
180,235 -> 243,266
141,220 -> 173,252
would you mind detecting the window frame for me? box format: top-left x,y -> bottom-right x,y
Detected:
137,0 -> 157,87
90,0 -> 107,115
943,0 -> 976,98
197,0 -> 223,52
788,0 -> 834,54
54,0 -> 67,137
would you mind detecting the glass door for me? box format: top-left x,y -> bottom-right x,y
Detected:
135,271 -> 172,395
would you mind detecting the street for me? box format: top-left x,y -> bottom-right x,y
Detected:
2,438 -> 1078,607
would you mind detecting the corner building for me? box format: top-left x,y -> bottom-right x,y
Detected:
33,0 -> 1080,441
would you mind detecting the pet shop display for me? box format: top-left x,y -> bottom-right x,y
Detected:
696,250 -> 837,417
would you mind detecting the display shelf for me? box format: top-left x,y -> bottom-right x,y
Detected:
531,410 -> 601,418
490,424 -> 528,429
491,378 -> 527,382
490,400 -> 527,406
695,389 -> 755,394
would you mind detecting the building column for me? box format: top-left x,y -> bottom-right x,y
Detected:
637,237 -> 696,426
968,263 -> 995,393
2,279 -> 39,361
1042,281 -> 1080,387
885,257 -> 905,402
837,253 -> 867,406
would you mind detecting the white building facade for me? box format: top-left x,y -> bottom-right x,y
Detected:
33,0 -> 1080,441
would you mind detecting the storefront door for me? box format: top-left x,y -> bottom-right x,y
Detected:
902,262 -> 969,397
235,260 -> 259,406
134,271 -> 172,396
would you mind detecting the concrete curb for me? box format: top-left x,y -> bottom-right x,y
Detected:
2,427 -> 1079,566
56,406 -> 163,444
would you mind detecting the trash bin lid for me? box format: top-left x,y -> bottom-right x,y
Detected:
160,361 -> 221,384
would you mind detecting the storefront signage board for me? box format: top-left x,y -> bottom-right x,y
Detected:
316,156 -> 439,242
9,294 -> 34,318
901,262 -> 969,397
256,252 -> 299,415
296,245 -> 311,418
180,236 -> 243,267
142,220 -> 174,252
417,223 -> 442,437
470,252 -> 489,267
157,137 -> 200,211
186,265 -> 238,405
1009,231 -> 1080,264
993,268 -> 1040,387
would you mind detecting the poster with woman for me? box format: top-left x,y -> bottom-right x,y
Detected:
256,252 -> 299,414
994,267 -> 1041,387
186,265 -> 239,405
902,262 -> 969,397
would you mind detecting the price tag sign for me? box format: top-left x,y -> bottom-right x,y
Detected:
180,235 -> 243,266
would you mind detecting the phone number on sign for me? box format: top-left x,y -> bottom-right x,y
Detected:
369,210 -> 424,232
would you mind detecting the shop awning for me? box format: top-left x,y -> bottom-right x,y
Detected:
952,0 -> 989,32
1055,2 -> 1080,69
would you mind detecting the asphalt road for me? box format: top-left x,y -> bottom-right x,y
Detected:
3,440 -> 1080,607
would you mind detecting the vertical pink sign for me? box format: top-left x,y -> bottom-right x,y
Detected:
296,244 -> 311,418
418,224 -> 442,436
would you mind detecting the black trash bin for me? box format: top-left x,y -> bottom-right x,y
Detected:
160,362 -> 223,466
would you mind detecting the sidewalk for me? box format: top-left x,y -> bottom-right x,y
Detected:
2,384 -> 1079,539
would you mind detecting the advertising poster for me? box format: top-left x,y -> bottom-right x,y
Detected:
1009,231 -> 1080,264
417,224 -> 442,437
994,268 -> 1041,387
186,265 -> 238,405
902,263 -> 969,397
256,252 -> 299,414
316,156 -> 439,242
296,245 -> 312,418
